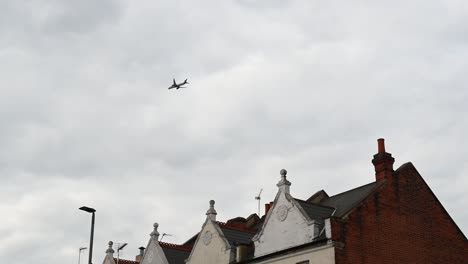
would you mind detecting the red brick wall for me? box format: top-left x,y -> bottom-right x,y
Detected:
331,162 -> 468,264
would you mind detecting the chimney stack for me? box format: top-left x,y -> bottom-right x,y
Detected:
206,200 -> 217,221
264,201 -> 274,216
264,203 -> 271,216
372,138 -> 395,181
135,247 -> 145,262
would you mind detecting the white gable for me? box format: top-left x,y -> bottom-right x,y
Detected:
253,191 -> 319,257
102,255 -> 116,264
140,238 -> 169,264
186,220 -> 233,264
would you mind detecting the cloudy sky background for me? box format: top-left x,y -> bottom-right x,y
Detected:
1,1 -> 467,263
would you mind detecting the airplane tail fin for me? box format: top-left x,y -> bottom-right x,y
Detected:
184,78 -> 188,84
173,78 -> 176,85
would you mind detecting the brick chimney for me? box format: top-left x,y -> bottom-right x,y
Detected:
264,202 -> 274,216
371,138 -> 395,181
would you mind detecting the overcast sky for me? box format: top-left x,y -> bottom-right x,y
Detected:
1,1 -> 467,263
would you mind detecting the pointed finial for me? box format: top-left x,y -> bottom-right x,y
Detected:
280,169 -> 287,177
277,169 -> 291,194
150,222 -> 160,241
106,241 -> 115,254
206,200 -> 217,221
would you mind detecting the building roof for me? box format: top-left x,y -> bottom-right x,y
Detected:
294,199 -> 335,223
319,181 -> 381,217
216,221 -> 257,247
159,243 -> 192,264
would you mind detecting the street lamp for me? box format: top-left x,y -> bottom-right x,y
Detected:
78,247 -> 87,264
79,206 -> 96,264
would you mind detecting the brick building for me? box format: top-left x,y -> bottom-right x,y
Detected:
102,139 -> 467,264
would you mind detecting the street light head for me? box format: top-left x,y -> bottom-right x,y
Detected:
79,206 -> 96,213
80,247 -> 87,251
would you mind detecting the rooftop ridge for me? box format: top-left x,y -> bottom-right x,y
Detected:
159,241 -> 193,251
216,221 -> 257,234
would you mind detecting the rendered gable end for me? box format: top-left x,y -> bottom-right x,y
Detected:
253,191 -> 318,257
248,243 -> 335,264
103,255 -> 116,264
102,241 -> 117,264
141,238 -> 169,264
186,220 -> 233,264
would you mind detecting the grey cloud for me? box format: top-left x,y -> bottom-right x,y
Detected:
1,1 -> 468,263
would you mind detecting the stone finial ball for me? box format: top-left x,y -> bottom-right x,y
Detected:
209,200 -> 215,206
280,169 -> 287,176
108,241 -> 113,246
153,223 -> 159,228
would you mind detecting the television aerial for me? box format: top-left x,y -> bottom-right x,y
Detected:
255,188 -> 263,216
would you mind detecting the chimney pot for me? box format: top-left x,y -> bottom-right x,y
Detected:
372,138 -> 395,181
135,247 -> 145,262
378,138 -> 385,153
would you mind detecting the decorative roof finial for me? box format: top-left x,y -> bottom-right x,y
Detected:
206,200 -> 217,221
277,169 -> 291,194
106,241 -> 114,255
150,222 -> 160,241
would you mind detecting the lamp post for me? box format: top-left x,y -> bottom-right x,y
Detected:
79,206 -> 96,264
78,247 -> 87,264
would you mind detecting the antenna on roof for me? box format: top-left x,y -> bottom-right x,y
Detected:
255,188 -> 263,216
161,233 -> 172,242
115,242 -> 127,264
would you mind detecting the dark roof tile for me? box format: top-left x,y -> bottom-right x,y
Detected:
159,243 -> 192,264
294,199 -> 335,223
320,181 -> 380,217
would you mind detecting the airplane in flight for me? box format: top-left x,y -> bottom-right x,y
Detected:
168,78 -> 189,90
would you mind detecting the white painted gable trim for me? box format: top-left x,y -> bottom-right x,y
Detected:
185,219 -> 232,263
252,189 -> 323,257
102,254 -> 117,264
140,237 -> 169,264
252,190 -> 318,242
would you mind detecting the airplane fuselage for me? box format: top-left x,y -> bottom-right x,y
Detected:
168,79 -> 189,90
